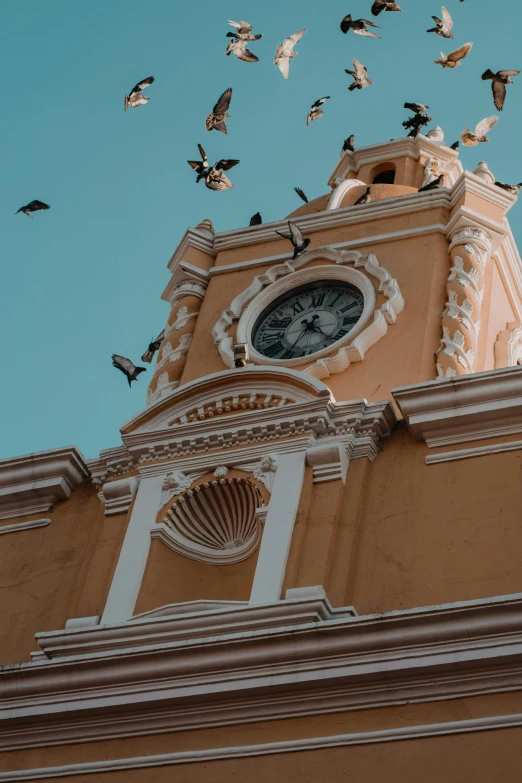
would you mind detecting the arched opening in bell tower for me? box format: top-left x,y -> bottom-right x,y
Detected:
371,162 -> 396,184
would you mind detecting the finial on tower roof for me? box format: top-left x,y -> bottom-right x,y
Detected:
426,126 -> 445,143
473,161 -> 495,184
194,218 -> 215,237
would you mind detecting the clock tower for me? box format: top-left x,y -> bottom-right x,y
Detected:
2,133 -> 522,782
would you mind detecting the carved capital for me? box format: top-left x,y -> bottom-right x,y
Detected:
306,444 -> 349,484
100,476 -> 140,516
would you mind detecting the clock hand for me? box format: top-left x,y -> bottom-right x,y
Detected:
289,328 -> 308,348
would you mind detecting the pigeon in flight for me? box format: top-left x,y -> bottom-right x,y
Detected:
494,181 -> 522,196
124,76 -> 154,111
206,88 -> 233,133
205,159 -> 240,191
371,0 -> 401,16
227,20 -> 262,41
435,42 -> 472,68
225,39 -> 259,62
16,199 -> 50,216
187,144 -> 211,182
294,187 -> 308,203
460,116 -> 498,146
340,15 -> 381,38
306,96 -> 330,125
112,355 -> 146,387
354,186 -> 372,204
274,29 -> 307,79
418,174 -> 445,192
141,331 -> 165,364
427,7 -> 454,38
343,135 -> 355,152
276,221 -> 311,259
250,212 -> 262,225
450,141 -> 460,150
404,102 -> 430,114
481,69 -> 520,111
346,60 -> 373,90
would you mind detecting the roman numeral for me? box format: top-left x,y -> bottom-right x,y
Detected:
333,328 -> 350,340
340,302 -> 359,313
280,350 -> 295,359
261,331 -> 284,343
291,300 -> 305,315
311,293 -> 326,307
343,315 -> 359,326
268,317 -> 291,329
328,293 -> 342,307
263,341 -> 284,358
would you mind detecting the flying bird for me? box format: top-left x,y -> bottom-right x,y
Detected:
404,102 -> 430,114
275,221 -> 311,259
450,141 -> 460,150
205,159 -> 240,191
345,60 -> 373,90
306,96 -> 330,125
418,174 -> 445,192
371,0 -> 401,16
294,187 -> 308,203
206,88 -> 233,133
274,29 -> 306,79
460,116 -> 498,146
112,355 -> 146,387
343,135 -> 355,152
354,186 -> 372,205
226,20 -> 262,41
427,7 -> 453,38
16,200 -> 50,216
481,69 -> 520,111
187,144 -> 211,182
124,76 -> 154,111
141,331 -> 165,363
494,181 -> 522,196
435,42 -> 472,68
225,39 -> 259,62
250,212 -> 262,225
340,15 -> 380,37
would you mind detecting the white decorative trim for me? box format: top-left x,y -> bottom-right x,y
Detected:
100,476 -> 139,516
2,713 -> 520,780
159,469 -> 206,508
154,478 -> 264,564
494,321 -> 522,368
327,178 -> 366,209
235,454 -> 278,492
213,247 -> 403,379
168,304 -> 198,332
425,439 -> 522,464
155,332 -> 193,372
0,518 -> 50,536
306,443 -> 349,483
0,447 -> 89,520
393,366 -> 522,447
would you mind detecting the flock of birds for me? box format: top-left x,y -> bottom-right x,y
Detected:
14,9 -> 521,388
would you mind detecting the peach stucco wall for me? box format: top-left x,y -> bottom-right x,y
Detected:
0,481 -> 125,664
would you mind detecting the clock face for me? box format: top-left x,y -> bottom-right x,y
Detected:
252,281 -> 365,361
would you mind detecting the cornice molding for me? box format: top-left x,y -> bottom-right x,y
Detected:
160,262 -> 209,305
0,447 -> 89,521
393,365 -> 522,447
99,476 -> 140,516
2,713 -> 521,780
1,592 -> 522,752
166,222 -> 216,273
425,438 -> 522,465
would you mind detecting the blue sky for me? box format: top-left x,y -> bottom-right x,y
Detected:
0,0 -> 520,460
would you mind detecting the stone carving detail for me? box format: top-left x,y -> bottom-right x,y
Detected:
168,393 -> 293,427
167,305 -> 198,333
436,227 -> 492,378
159,469 -> 206,509
236,454 -> 278,493
494,322 -> 522,368
213,466 -> 229,478
422,156 -> 442,187
157,478 -> 263,564
212,247 -> 403,380
100,476 -> 140,516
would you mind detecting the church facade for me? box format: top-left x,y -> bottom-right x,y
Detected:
1,135 -> 522,781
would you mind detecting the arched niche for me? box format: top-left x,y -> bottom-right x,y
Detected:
370,162 -> 396,184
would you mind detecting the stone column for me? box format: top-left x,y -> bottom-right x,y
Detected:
146,282 -> 207,406
249,450 -> 306,605
436,227 -> 493,378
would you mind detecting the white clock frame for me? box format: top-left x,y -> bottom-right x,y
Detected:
212,247 -> 404,380
238,266 -> 375,368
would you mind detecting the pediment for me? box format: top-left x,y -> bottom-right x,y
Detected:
121,366 -> 332,437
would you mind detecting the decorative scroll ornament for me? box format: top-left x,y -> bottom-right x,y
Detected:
159,469 -> 206,509
157,478 -> 263,564
436,227 -> 492,378
422,156 -> 442,187
168,305 -> 198,333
